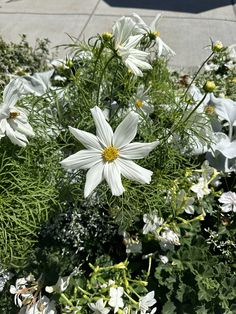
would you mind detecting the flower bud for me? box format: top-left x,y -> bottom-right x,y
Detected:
203,81 -> 216,93
102,32 -> 113,41
212,41 -> 223,52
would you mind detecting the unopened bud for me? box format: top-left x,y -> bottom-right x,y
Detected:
212,41 -> 223,52
203,81 -> 216,93
102,32 -> 112,41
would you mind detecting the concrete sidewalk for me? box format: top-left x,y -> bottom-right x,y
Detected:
0,0 -> 235,71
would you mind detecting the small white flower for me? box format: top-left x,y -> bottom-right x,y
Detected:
143,213 -> 164,234
158,228 -> 180,251
20,296 -> 57,314
132,13 -> 175,57
139,291 -> 156,314
108,287 -> 124,313
218,191 -> 236,213
89,298 -> 110,314
10,277 -> 33,308
159,255 -> 168,264
45,275 -> 70,293
60,106 -> 159,197
190,177 -> 211,199
130,85 -> 154,117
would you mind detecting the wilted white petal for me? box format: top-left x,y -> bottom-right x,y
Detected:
113,111 -> 139,148
84,161 -> 104,198
69,126 -> 101,150
104,161 -> 125,196
120,140 -> 159,159
118,159 -> 153,184
60,150 -> 101,170
91,106 -> 113,147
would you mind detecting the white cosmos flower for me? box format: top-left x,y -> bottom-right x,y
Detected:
132,13 -> 175,57
60,106 -> 159,198
218,191 -> 236,213
0,80 -> 35,147
108,287 -> 124,313
112,16 -> 152,76
131,85 -> 154,116
89,298 -> 110,314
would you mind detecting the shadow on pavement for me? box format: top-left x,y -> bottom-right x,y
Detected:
103,0 -> 233,13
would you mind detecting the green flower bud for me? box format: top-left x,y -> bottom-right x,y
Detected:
212,41 -> 223,52
203,81 -> 216,93
101,32 -> 113,41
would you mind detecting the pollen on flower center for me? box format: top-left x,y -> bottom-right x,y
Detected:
102,146 -> 119,161
205,105 -> 215,114
9,111 -> 20,119
136,99 -> 143,108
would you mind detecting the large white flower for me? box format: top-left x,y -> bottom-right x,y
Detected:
218,191 -> 236,213
0,79 -> 35,147
112,16 -> 152,76
132,13 -> 175,57
60,106 -> 159,198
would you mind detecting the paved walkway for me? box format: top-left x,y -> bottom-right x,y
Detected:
0,0 -> 235,71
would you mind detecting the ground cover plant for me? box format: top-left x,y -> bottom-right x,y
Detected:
0,14 -> 235,314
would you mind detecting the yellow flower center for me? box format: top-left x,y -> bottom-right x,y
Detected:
102,146 -> 119,161
136,100 -> 143,108
9,111 -> 20,119
153,31 -> 160,37
205,105 -> 215,114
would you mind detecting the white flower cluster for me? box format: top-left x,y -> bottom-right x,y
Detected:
89,287 -> 157,314
10,274 -> 70,313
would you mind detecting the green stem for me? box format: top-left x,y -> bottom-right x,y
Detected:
96,55 -> 116,106
92,43 -> 104,80
181,93 -> 207,125
181,51 -> 214,100
60,293 -> 74,307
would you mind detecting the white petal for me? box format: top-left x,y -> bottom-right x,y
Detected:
103,161 -> 125,196
69,126 -> 101,150
9,119 -> 35,137
118,159 -> 153,184
119,140 -> 159,159
113,111 -> 139,148
84,161 -> 104,198
5,123 -> 27,147
3,79 -> 22,107
150,14 -> 162,31
90,106 -> 113,147
60,149 -> 102,170
210,94 -> 236,126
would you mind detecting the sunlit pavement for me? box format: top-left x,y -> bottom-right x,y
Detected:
0,0 -> 235,71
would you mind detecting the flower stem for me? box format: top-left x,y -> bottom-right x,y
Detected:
96,55 -> 116,106
181,51 -> 214,100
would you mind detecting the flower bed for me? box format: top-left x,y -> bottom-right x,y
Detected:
0,14 -> 235,314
